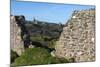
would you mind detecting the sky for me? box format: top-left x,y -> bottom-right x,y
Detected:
11,0 -> 95,24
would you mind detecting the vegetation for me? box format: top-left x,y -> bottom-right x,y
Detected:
11,48 -> 71,66
30,35 -> 57,49
11,50 -> 19,63
30,35 -> 44,42
11,19 -> 74,66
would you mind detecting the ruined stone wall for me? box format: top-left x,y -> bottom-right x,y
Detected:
55,9 -> 95,62
10,16 -> 25,56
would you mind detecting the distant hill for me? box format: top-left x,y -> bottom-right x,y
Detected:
25,19 -> 64,39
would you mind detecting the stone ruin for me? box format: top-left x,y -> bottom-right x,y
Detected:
10,15 -> 31,56
10,9 -> 95,62
55,9 -> 95,62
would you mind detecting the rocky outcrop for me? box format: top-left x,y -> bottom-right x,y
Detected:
55,9 -> 95,62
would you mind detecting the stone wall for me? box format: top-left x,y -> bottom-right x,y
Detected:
10,16 -> 25,56
55,9 -> 95,62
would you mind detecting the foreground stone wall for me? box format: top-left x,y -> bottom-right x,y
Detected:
55,9 -> 95,62
10,16 -> 25,56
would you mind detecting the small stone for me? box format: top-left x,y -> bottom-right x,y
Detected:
29,45 -> 35,48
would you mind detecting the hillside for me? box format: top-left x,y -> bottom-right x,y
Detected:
25,20 -> 64,40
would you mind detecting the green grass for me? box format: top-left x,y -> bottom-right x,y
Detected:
48,40 -> 56,48
12,47 -> 70,66
30,35 -> 44,42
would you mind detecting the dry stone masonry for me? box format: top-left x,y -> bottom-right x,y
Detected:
55,9 -> 95,62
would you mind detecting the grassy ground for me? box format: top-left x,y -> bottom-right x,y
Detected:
11,48 -> 71,66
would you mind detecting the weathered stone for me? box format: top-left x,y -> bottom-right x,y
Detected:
55,9 -> 95,62
10,16 -> 25,56
51,51 -> 56,57
29,44 -> 35,48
